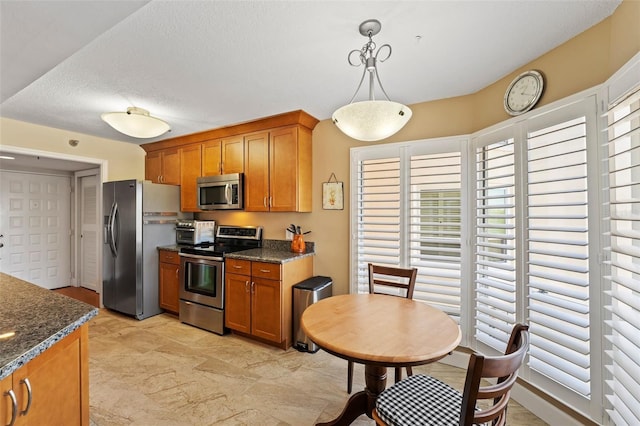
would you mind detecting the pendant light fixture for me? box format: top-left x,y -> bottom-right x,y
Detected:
101,107 -> 170,139
332,19 -> 412,142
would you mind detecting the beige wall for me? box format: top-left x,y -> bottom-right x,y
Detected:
0,117 -> 146,181
1,1 -> 638,294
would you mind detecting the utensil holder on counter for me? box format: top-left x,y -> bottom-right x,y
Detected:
291,234 -> 306,253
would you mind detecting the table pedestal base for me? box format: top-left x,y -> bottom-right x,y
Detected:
317,365 -> 387,426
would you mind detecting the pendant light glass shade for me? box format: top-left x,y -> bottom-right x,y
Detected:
101,107 -> 170,138
333,19 -> 412,142
332,100 -> 412,142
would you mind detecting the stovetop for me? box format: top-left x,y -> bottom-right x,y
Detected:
179,225 -> 263,258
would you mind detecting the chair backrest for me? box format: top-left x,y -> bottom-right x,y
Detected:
368,263 -> 418,299
459,323 -> 529,426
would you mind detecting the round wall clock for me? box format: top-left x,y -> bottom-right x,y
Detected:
503,70 -> 544,116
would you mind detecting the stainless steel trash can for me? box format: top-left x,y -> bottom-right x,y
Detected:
292,276 -> 333,353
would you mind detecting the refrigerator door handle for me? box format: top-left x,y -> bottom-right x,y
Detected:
109,202 -> 119,257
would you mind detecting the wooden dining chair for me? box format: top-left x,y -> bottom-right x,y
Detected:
346,263 -> 418,394
373,323 -> 529,426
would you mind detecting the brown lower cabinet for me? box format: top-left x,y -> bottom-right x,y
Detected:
225,256 -> 313,349
159,249 -> 180,314
0,325 -> 89,425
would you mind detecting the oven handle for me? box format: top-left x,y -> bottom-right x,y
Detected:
179,253 -> 225,262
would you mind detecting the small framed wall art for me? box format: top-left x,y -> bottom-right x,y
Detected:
322,173 -> 344,210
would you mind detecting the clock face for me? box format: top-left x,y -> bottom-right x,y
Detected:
504,71 -> 544,116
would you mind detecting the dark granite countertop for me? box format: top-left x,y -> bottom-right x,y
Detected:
0,273 -> 98,380
160,239 -> 316,264
224,248 -> 315,263
158,245 -> 182,252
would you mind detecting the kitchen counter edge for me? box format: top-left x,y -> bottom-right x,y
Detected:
0,273 -> 98,380
224,248 -> 315,263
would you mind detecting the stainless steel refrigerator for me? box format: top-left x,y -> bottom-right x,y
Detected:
103,180 -> 180,319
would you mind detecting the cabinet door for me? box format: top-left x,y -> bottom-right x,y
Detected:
225,272 -> 251,333
269,126 -> 299,212
159,261 -> 180,314
145,151 -> 162,183
161,148 -> 181,185
180,145 -> 202,211
243,131 -> 270,212
251,277 -> 282,343
221,136 -> 244,174
202,139 -> 222,176
13,328 -> 84,426
0,375 -> 14,426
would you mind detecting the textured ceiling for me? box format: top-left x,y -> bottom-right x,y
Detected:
0,0 -> 622,152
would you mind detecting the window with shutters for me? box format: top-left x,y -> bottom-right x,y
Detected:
352,141 -> 465,320
525,113 -> 593,403
603,84 -> 640,426
354,155 -> 402,293
475,136 -> 517,352
350,55 -> 639,423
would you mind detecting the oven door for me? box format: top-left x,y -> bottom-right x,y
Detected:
179,253 -> 224,310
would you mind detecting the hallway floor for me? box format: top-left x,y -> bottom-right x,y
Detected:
87,309 -> 547,425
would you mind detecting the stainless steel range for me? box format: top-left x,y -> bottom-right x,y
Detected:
178,225 -> 262,334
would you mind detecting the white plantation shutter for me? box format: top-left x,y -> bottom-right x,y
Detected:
355,155 -> 401,292
525,113 -> 592,399
604,85 -> 640,426
409,152 -> 462,318
475,135 -> 517,351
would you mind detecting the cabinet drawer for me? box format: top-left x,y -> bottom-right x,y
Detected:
251,261 -> 281,280
226,258 -> 251,276
159,249 -> 180,265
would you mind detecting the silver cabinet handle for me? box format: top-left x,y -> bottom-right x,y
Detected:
269,196 -> 272,207
244,281 -> 250,293
5,389 -> 17,426
251,281 -> 255,294
19,378 -> 31,416
259,269 -> 271,273
263,197 -> 267,207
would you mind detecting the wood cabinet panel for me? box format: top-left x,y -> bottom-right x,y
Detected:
179,144 -> 202,211
225,272 -> 251,334
159,249 -> 180,314
203,136 -> 244,176
244,132 -> 270,211
251,277 -> 282,342
226,258 -> 251,276
0,375 -> 13,426
145,148 -> 180,185
224,257 -> 313,348
3,326 -> 89,426
202,139 -> 222,176
251,261 -> 281,281
269,126 -> 298,212
222,136 -> 244,174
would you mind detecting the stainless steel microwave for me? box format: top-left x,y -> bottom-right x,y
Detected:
197,173 -> 243,210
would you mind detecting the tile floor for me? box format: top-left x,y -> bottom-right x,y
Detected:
88,309 -> 547,425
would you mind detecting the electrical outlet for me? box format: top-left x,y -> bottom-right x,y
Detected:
286,230 -> 294,241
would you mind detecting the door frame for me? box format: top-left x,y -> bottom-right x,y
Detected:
74,168 -> 101,293
1,145 -> 108,303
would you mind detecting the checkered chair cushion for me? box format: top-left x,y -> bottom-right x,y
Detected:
375,374 -> 463,426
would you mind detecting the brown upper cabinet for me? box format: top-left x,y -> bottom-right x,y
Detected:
244,126 -> 312,212
202,136 -> 244,176
179,144 -> 202,212
145,148 -> 180,185
141,110 -> 318,213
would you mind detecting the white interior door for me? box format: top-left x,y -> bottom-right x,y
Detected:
78,172 -> 100,291
0,171 -> 71,289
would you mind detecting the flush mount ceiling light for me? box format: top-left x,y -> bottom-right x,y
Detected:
101,107 -> 170,139
332,19 -> 412,142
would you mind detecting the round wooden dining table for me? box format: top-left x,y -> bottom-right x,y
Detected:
301,293 -> 461,425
